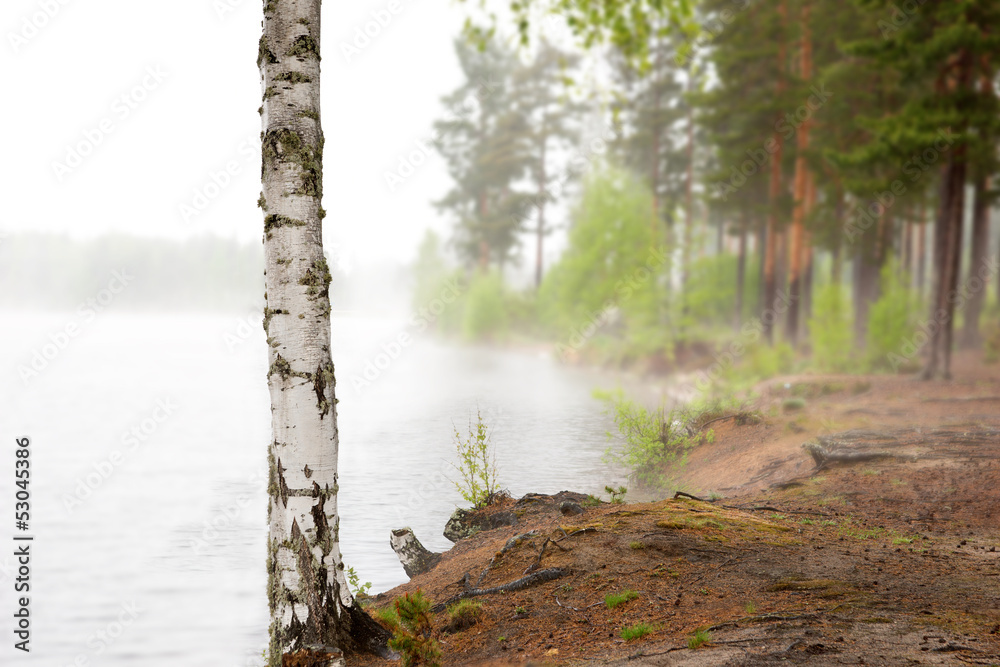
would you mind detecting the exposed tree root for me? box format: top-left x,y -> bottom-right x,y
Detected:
803,441 -> 917,469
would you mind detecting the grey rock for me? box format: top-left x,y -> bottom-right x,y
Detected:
559,501 -> 584,516
443,507 -> 517,543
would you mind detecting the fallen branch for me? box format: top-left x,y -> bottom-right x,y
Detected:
475,530 -> 539,587
524,538 -> 567,576
707,612 -> 818,632
554,596 -> 581,611
803,441 -> 916,470
554,527 -> 596,543
458,568 -> 568,600
673,491 -> 707,502
727,504 -> 832,517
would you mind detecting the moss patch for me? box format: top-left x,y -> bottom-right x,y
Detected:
286,34 -> 320,60
274,71 -> 311,84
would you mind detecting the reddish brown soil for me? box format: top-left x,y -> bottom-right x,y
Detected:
354,350 -> 1000,666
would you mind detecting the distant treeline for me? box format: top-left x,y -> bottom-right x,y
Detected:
0,233 -> 263,310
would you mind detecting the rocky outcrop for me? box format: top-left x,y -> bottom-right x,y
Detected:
389,528 -> 442,578
443,491 -> 595,543
443,508 -> 518,543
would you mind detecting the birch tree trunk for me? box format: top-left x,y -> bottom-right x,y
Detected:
258,2 -> 389,663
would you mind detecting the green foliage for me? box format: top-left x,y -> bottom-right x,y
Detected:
604,485 -> 627,504
678,254 -> 738,336
375,607 -> 401,630
443,600 -> 484,632
597,391 -> 736,488
597,391 -> 697,488
450,410 -> 500,509
621,622 -> 655,641
782,398 -> 806,413
985,320 -> 1000,363
810,284 -> 854,373
388,591 -> 442,667
538,165 -> 669,359
344,565 -> 372,600
867,262 -> 920,371
461,272 -> 508,341
604,589 -> 639,609
688,628 -> 712,649
718,343 -> 796,392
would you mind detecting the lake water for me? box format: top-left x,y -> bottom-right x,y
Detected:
0,311 -> 636,667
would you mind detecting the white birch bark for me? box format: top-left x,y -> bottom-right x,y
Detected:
259,2 -> 387,663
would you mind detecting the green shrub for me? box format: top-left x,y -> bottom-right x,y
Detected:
443,600 -> 483,632
605,589 -> 639,609
374,606 -> 401,630
597,391 -> 703,488
809,284 -> 853,372
985,320 -> 1000,363
462,272 -> 508,341
344,564 -> 372,600
782,397 -> 806,413
721,342 -> 796,390
867,261 -> 920,371
450,410 -> 500,509
688,628 -> 711,649
679,254 -> 738,332
536,164 -> 670,355
387,590 -> 442,667
605,484 -> 627,504
621,622 -> 655,641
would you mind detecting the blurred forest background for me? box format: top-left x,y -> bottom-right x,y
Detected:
6,0 -> 1000,383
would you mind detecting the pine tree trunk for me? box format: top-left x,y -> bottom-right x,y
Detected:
786,2 -> 811,347
735,212 -> 748,330
259,4 -> 389,663
762,0 -> 787,344
915,206 -> 926,298
535,131 -> 547,289
923,150 -> 967,379
853,247 -> 880,349
802,172 -> 816,339
960,174 -> 989,347
831,190 -> 844,286
757,222 -> 767,314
